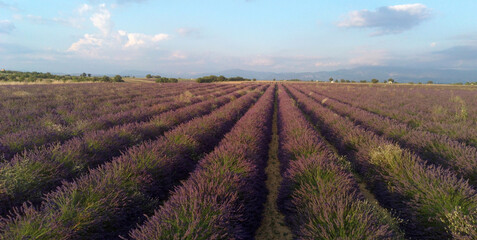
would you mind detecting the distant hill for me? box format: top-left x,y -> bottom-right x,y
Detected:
118,66 -> 477,84
195,67 -> 477,84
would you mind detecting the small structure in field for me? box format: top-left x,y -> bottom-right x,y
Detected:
0,69 -> 5,72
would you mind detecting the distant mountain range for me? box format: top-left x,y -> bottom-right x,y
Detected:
119,66 -> 477,84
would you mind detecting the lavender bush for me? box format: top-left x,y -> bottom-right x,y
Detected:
277,85 -> 403,239
286,85 -> 477,239
0,85 -> 257,215
129,85 -> 275,240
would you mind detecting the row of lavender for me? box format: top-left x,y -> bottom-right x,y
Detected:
128,84 -> 404,239
293,85 -> 477,186
285,85 -> 477,239
0,84 -> 255,215
125,84 -> 403,239
0,83 -> 230,159
0,82 -> 473,239
129,84 -> 275,239
0,84 -> 232,159
0,85 -> 267,239
313,83 -> 477,148
276,85 -> 403,239
0,82 -> 215,145
0,83 -> 182,138
0,83 -> 192,135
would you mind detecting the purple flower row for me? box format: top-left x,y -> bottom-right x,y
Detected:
0,85 -> 266,239
312,83 -> 477,148
276,85 -> 403,239
0,84 -> 234,159
0,83 -> 221,145
294,84 -> 477,186
128,84 -> 275,240
0,83 -> 193,136
285,85 -> 477,239
0,84 -> 257,215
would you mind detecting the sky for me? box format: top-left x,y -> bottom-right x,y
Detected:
1,0 -> 477,75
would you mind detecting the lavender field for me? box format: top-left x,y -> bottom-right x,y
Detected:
0,82 -> 476,240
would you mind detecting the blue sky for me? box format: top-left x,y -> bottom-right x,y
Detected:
1,0 -> 477,75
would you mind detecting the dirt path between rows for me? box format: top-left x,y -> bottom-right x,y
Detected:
255,89 -> 292,240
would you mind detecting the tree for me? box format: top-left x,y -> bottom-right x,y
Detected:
81,72 -> 87,77
329,77 -> 334,82
156,77 -> 178,83
87,74 -> 91,77
102,76 -> 111,82
217,75 -> 227,82
388,78 -> 395,83
146,74 -> 152,79
113,75 -> 123,82
427,81 -> 433,84
371,79 -> 379,84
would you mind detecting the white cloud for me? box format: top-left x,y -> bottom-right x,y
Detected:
68,34 -> 103,52
388,4 -> 427,14
68,4 -> 169,58
78,4 -> 92,15
0,20 -> 15,33
338,4 -> 431,35
430,42 -> 437,47
123,33 -> 169,47
90,4 -> 112,35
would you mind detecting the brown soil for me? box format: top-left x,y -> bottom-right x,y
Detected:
255,90 -> 293,240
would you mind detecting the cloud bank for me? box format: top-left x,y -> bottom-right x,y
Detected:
68,4 -> 169,59
338,3 -> 430,35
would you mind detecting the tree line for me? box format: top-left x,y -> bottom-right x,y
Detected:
145,74 -> 178,83
196,75 -> 253,83
0,71 -> 124,83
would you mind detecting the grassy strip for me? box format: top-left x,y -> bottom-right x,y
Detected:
277,85 -> 402,239
255,85 -> 293,240
129,84 -> 275,240
0,85 -> 256,215
285,85 -> 477,239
